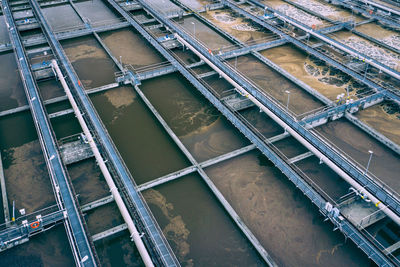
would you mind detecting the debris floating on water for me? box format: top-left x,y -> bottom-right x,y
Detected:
382,34 -> 400,51
294,0 -> 342,18
276,4 -> 323,27
341,36 -> 400,69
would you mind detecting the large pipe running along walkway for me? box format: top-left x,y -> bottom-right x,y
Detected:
0,7 -> 394,155
170,0 -> 400,156
103,0 -> 392,265
353,0 -> 400,17
224,0 -> 400,104
0,21 -> 130,53
283,0 -> 400,55
333,0 -> 400,29
27,0 -> 179,266
132,83 -> 277,266
51,60 -> 154,267
222,0 -> 400,222
176,32 -> 400,226
1,1 -> 97,266
258,1 -> 400,80
133,0 -> 400,226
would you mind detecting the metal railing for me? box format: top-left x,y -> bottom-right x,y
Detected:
224,0 -> 400,216
3,0 -> 98,264
0,204 -> 61,232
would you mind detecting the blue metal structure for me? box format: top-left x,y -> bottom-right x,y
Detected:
1,1 -> 97,266
283,0 -> 400,54
130,0 -> 400,222
103,0 -> 393,265
224,0 -> 400,216
0,21 -> 130,53
332,0 -> 400,29
260,2 -> 400,81
301,92 -> 385,125
27,0 -> 179,266
224,1 -> 400,104
0,210 -> 65,252
0,0 -> 397,264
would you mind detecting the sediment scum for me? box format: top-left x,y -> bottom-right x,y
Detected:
3,140 -> 54,213
263,44 -> 369,100
170,92 -> 219,137
293,0 -> 338,17
104,87 -> 136,109
357,102 -> 400,145
63,43 -> 109,63
231,54 -> 324,115
211,12 -> 260,32
204,9 -> 269,44
206,151 -> 370,267
275,4 -> 324,27
335,34 -> 400,69
103,87 -> 136,124
382,102 -> 400,117
143,189 -> 192,266
305,55 -> 368,97
0,53 -> 26,110
356,22 -> 400,50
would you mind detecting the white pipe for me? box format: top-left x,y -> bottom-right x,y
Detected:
272,11 -> 400,80
357,0 -> 400,17
51,60 -> 155,267
175,35 -> 400,226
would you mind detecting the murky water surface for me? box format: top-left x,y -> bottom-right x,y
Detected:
229,54 -> 324,115
0,112 -> 54,214
75,0 -> 120,25
179,0 -> 211,10
316,119 -> 400,194
99,28 -> 165,68
42,5 -> 84,32
262,45 -> 367,101
140,73 -> 249,162
0,1 -> 396,265
0,52 -> 26,112
174,16 -> 234,50
0,16 -> 10,43
90,86 -> 191,185
143,174 -> 264,266
62,36 -> 118,88
356,101 -> 400,145
203,8 -> 273,44
205,151 -> 372,267
1,225 -> 74,266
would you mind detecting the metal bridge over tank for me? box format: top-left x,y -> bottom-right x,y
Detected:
1,0 -> 400,266
1,0 -> 98,265
27,0 -> 180,265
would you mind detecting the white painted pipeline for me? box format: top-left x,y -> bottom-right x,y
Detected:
271,12 -> 400,81
51,60 -> 155,267
357,0 -> 400,17
175,35 -> 400,226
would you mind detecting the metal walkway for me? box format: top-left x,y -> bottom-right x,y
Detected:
261,2 -> 400,81
333,0 -> 400,29
104,0 -> 393,265
1,0 -> 97,265
0,209 -> 65,252
141,0 -> 400,223
224,0 -> 400,219
27,0 -> 179,265
240,0 -> 400,104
